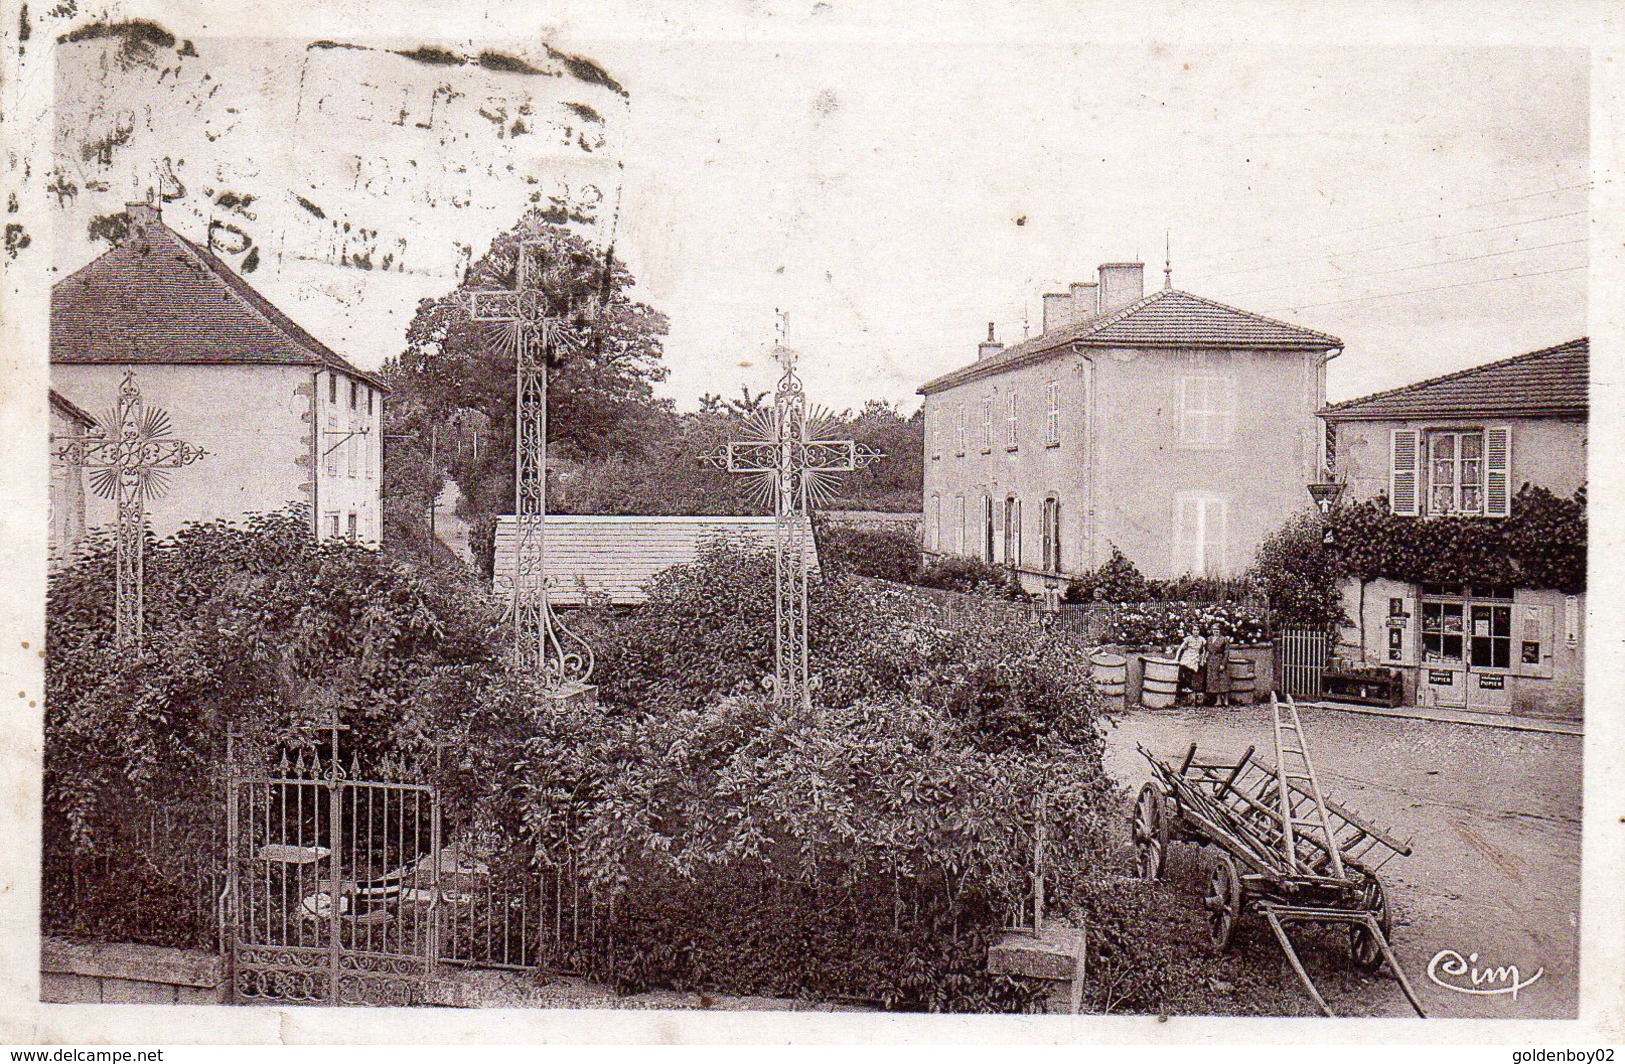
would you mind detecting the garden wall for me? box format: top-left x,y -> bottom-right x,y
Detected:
40,938 -> 225,1005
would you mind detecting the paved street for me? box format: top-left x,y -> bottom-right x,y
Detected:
1104,703 -> 1581,1019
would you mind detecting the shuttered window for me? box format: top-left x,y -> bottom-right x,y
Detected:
955,403 -> 966,455
1004,496 -> 1022,567
1179,375 -> 1236,448
981,398 -> 994,451
982,495 -> 996,563
1045,381 -> 1061,446
1006,393 -> 1019,450
1173,493 -> 1227,577
1485,426 -> 1511,517
954,495 -> 966,553
1041,496 -> 1062,572
1390,429 -> 1420,516
930,494 -> 941,551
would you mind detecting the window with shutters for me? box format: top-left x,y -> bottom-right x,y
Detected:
1003,496 -> 1022,567
930,406 -> 941,460
1173,493 -> 1227,577
1006,393 -> 1019,450
955,403 -> 966,455
930,494 -> 941,551
1044,381 -> 1061,446
982,494 -> 996,563
1393,425 -> 1511,517
1041,495 -> 1062,572
980,398 -> 994,453
1179,375 -> 1236,448
954,495 -> 966,553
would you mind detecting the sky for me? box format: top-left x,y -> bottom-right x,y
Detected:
38,24 -> 1588,414
601,43 -> 1587,410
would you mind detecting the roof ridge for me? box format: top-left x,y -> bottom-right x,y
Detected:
168,230 -> 385,389
1323,337 -> 1588,414
1136,288 -> 1342,346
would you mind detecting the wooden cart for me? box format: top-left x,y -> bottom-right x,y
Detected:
1130,692 -> 1427,1017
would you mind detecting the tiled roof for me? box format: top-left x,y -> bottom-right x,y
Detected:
1320,338 -> 1588,422
919,288 -> 1341,394
51,209 -> 385,390
49,389 -> 96,428
492,515 -> 820,606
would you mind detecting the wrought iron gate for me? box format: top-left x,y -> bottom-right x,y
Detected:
225,735 -> 440,1006
1278,626 -> 1330,698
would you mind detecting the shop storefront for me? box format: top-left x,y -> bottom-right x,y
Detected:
1353,578 -> 1582,720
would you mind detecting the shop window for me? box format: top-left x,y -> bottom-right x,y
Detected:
1421,601 -> 1465,665
1469,604 -> 1512,669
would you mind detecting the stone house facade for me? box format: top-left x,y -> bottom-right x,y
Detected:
918,262 -> 1341,589
1320,338 -> 1587,719
49,203 -> 386,553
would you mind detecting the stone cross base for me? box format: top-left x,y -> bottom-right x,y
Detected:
987,922 -> 1088,1014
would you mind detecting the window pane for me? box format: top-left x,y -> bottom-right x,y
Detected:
1433,434 -> 1456,460
1462,432 -> 1483,459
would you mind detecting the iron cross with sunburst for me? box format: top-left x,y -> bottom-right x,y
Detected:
700,339 -> 883,713
51,371 -> 208,647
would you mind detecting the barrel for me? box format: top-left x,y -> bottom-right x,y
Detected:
1141,656 -> 1181,709
1227,655 -> 1257,705
1090,651 -> 1128,699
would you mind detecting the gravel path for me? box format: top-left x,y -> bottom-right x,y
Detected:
1104,702 -> 1581,1019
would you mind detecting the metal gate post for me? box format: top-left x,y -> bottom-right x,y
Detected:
326,731 -> 343,1006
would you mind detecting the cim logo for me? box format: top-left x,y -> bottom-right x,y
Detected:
1426,949 -> 1545,1000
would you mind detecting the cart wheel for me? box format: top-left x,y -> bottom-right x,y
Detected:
1348,868 -> 1392,972
1132,783 -> 1170,881
1204,854 -> 1243,952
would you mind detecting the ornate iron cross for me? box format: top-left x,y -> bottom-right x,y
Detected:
701,339 -> 882,714
468,240 -> 595,690
51,371 -> 208,647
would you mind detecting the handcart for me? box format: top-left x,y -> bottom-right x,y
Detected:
1130,692 -> 1427,1017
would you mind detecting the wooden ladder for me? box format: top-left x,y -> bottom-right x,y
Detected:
1269,692 -> 1344,878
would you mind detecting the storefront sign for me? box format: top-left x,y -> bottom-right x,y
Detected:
1427,669 -> 1454,686
1478,674 -> 1505,690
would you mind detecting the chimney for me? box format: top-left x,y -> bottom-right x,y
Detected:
1041,292 -> 1071,334
125,201 -> 160,237
977,322 -> 1004,362
1070,281 -> 1099,318
1097,262 -> 1145,313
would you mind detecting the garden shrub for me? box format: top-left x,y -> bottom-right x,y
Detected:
814,523 -> 921,584
1094,601 -> 1268,646
912,554 -> 1029,600
1067,545 -> 1256,605
43,507 -> 532,947
1248,510 -> 1347,633
510,693 -> 1115,1011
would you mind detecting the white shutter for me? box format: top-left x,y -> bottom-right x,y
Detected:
1173,495 -> 1201,575
1203,497 -> 1228,577
1390,429 -> 1420,516
1485,426 -> 1512,517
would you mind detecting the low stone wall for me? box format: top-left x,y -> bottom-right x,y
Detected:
41,937 -> 225,1005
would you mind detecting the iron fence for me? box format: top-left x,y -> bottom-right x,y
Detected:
1279,626 -> 1330,698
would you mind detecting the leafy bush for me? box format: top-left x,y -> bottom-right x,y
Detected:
815,523 -> 921,584
913,554 -> 1030,600
1066,545 -> 1256,605
43,508 -> 532,946
1094,601 -> 1268,646
511,692 -> 1113,1011
1065,545 -> 1150,603
1248,510 -> 1347,633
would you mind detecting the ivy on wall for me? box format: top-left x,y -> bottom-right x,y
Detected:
1329,484 -> 1586,595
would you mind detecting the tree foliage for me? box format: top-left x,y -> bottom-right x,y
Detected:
1248,510 -> 1347,632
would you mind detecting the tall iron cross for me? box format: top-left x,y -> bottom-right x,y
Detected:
468,240 -> 595,690
701,340 -> 882,714
51,371 -> 208,647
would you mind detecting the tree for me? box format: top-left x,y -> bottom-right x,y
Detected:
1247,510 -> 1347,634
382,211 -> 671,521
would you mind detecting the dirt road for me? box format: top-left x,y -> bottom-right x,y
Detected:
1105,703 -> 1581,1019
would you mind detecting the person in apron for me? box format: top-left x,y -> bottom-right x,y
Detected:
1204,625 -> 1233,707
1176,631 -> 1207,706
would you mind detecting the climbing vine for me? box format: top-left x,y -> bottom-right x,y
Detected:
1328,484 -> 1586,595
